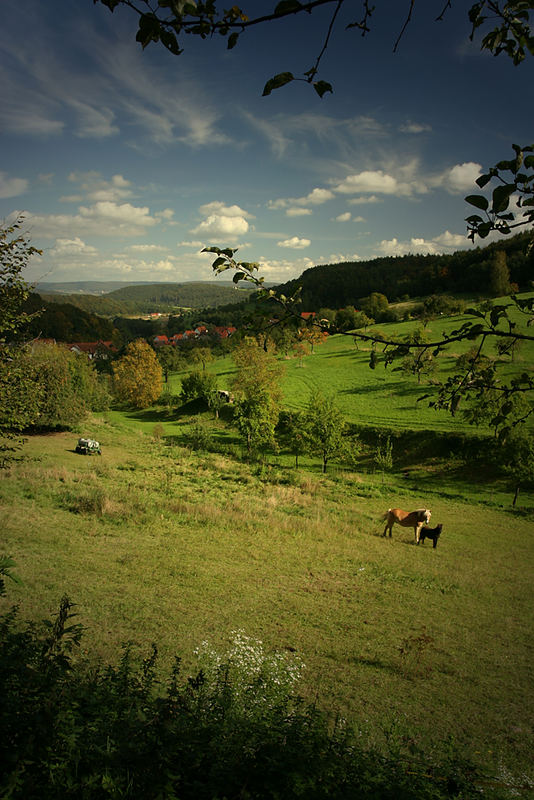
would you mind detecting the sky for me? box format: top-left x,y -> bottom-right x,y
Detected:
1,0 -> 533,288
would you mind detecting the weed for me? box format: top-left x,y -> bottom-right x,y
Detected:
398,627 -> 436,678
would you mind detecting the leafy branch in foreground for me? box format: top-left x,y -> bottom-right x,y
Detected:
204,246 -> 534,437
94,1 -> 533,98
466,143 -> 534,240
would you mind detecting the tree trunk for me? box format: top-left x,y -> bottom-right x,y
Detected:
513,484 -> 519,506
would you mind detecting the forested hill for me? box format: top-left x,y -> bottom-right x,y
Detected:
274,232 -> 533,310
40,282 -> 254,316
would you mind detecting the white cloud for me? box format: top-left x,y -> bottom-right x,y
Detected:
191,202 -> 252,242
49,237 -> 98,256
179,240 -> 205,248
191,214 -> 249,240
334,171 -> 402,196
0,172 -> 28,199
269,187 -> 334,212
439,162 -> 482,194
198,201 -> 253,219
378,229 -> 472,257
127,244 -> 169,252
26,200 -> 160,239
433,230 -> 469,248
286,208 -> 312,217
334,212 -> 352,222
256,256 -> 315,282
66,172 -> 134,203
348,195 -> 382,205
323,252 -> 361,263
304,188 -> 335,205
277,236 -> 311,249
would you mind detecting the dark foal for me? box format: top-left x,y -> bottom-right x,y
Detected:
419,524 -> 442,548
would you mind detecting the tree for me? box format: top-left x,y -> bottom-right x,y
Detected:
0,217 -> 41,343
189,346 -> 214,372
180,369 -> 217,404
112,340 -> 163,409
303,390 -> 351,474
489,250 -> 512,296
283,411 -> 308,468
374,434 -> 393,483
157,346 -> 185,383
0,217 -> 43,463
398,328 -> 437,385
232,339 -> 284,455
500,427 -> 534,506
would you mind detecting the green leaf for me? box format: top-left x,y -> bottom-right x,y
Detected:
476,173 -> 492,189
227,32 -> 239,49
313,80 -> 333,98
465,194 -> 489,211
233,271 -> 246,283
491,183 -> 515,213
262,72 -> 294,96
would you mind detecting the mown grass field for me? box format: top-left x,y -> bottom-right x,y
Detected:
2,298 -> 534,789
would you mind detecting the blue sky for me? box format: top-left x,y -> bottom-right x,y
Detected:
1,0 -> 532,287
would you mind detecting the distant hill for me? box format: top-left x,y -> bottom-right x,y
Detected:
40,281 -> 256,316
34,281 -> 156,295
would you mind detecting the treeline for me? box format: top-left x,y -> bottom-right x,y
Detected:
40,281 -> 254,316
274,232 -> 533,310
23,295 -> 115,342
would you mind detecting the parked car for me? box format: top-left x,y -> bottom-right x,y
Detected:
75,437 -> 101,455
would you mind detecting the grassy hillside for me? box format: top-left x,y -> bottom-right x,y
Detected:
2,421 -> 533,788
2,295 -> 533,789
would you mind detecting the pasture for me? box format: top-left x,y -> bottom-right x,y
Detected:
2,298 -> 534,790
1,418 -> 533,789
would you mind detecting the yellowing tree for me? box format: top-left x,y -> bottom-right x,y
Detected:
113,339 -> 163,409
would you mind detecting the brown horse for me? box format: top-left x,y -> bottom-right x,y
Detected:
382,508 -> 431,543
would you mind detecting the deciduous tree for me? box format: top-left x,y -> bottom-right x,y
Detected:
113,339 -> 163,408
232,338 -> 284,455
304,390 -> 352,473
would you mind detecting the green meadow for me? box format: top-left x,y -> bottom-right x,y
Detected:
2,303 -> 534,790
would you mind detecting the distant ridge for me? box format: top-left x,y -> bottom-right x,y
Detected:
35,280 -> 253,296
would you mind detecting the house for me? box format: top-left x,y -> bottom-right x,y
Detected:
153,335 -> 169,347
66,341 -> 118,360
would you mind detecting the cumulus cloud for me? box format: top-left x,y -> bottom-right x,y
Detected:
378,229 -> 471,257
277,236 -> 311,249
49,237 -> 98,256
65,172 -> 134,203
198,201 -> 253,219
255,256 -> 315,282
191,214 -> 249,240
269,187 -> 334,212
191,202 -> 252,242
0,172 -> 28,199
334,212 -> 352,222
26,200 -> 160,239
439,162 -> 482,193
334,170 -> 403,196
